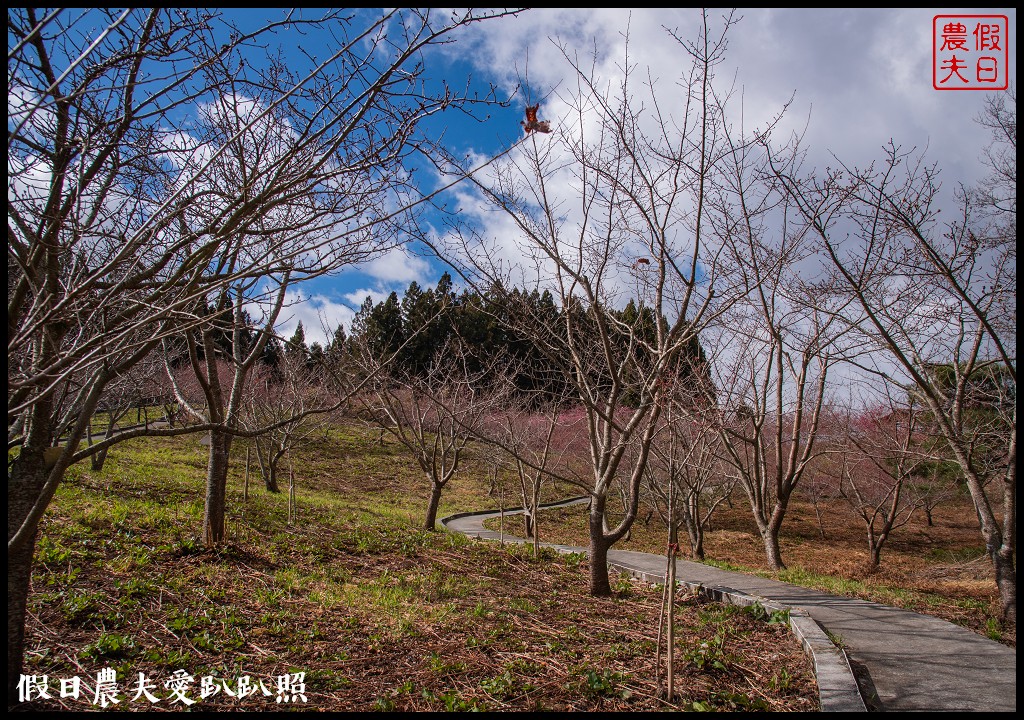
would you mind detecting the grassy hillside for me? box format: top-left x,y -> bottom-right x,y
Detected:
20,423 -> 817,711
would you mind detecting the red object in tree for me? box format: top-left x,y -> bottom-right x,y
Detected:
522,104 -> 552,134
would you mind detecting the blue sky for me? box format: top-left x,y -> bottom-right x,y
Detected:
214,8 -> 1016,346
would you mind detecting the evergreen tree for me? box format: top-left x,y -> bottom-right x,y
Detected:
351,296 -> 374,340
326,323 -> 348,365
401,281 -> 445,375
435,271 -> 457,307
286,321 -> 308,362
261,334 -> 283,375
308,342 -> 325,370
365,292 -> 405,361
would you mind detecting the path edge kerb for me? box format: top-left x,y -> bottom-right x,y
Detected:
440,502 -> 867,713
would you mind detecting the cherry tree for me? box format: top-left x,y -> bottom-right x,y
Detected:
644,371 -> 730,561
355,339 -> 501,530
837,398 -> 928,569
439,12 -> 780,595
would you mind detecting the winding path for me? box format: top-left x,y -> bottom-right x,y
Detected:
441,498 -> 1016,713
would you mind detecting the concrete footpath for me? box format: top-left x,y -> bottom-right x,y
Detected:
441,498 -> 1016,713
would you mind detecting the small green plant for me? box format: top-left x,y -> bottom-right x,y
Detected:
770,668 -> 794,692
143,647 -> 193,667
442,691 -> 483,712
692,690 -> 770,711
683,632 -> 731,672
744,600 -> 769,621
744,600 -> 790,625
481,670 -> 518,700
35,536 -> 73,566
43,565 -> 80,589
114,576 -> 158,599
562,624 -> 584,641
563,551 -> 586,568
612,573 -> 634,595
984,617 -> 1003,642
60,589 -> 104,623
299,668 -> 350,693
167,611 -> 202,634
425,651 -> 466,676
508,597 -> 537,613
81,632 -> 135,660
372,695 -> 396,711
768,607 -> 791,625
173,535 -> 202,556
507,658 -> 541,674
421,688 -> 483,711
579,668 -> 631,699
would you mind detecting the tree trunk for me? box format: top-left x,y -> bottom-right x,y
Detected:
90,447 -> 109,472
522,510 -> 534,538
869,543 -> 882,570
589,498 -> 613,596
264,461 -> 280,493
203,430 -> 233,546
424,482 -> 444,531
682,501 -> 703,560
7,452 -> 47,704
869,523 -> 893,570
813,501 -> 827,538
691,528 -> 705,562
994,546 -> 1016,624
532,512 -> 540,560
90,423 -> 116,472
7,531 -> 37,706
665,542 -> 677,701
762,527 -> 786,571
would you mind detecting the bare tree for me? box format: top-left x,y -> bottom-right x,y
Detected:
766,96 -> 1016,622
644,376 -> 731,561
440,13 -> 774,595
711,322 -> 834,571
84,353 -> 170,471
7,7 -> 521,699
836,395 -> 927,569
706,189 -> 840,570
906,462 -> 959,528
243,352 -> 331,495
798,469 -> 837,540
356,339 -> 497,530
487,393 -> 577,557
164,274 -> 297,545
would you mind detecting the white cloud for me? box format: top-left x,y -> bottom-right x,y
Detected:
274,291 -> 358,347
432,8 -> 1016,408
462,8 -> 1011,189
359,246 -> 434,285
343,287 -> 391,310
